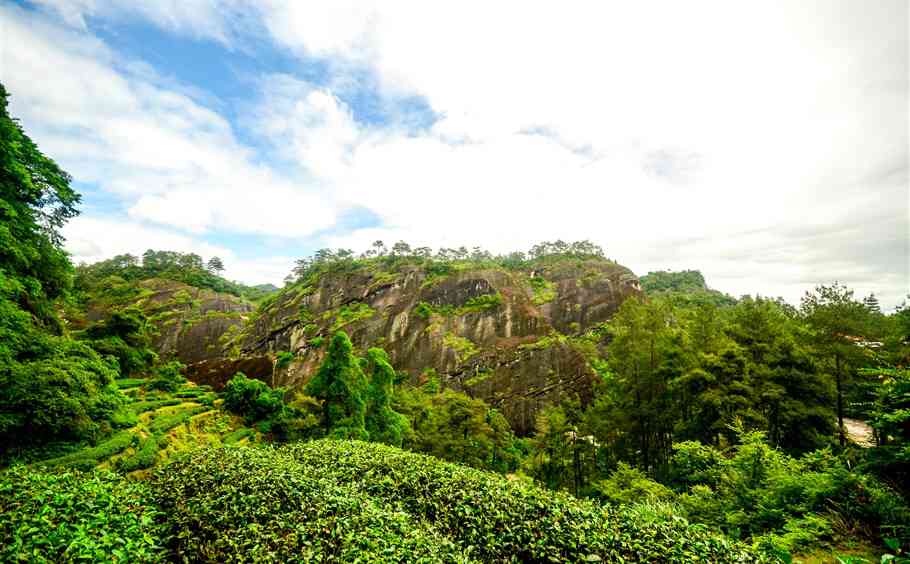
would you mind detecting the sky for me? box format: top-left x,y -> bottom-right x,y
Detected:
1,1 -> 907,309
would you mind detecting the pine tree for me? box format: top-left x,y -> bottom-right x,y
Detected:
305,331 -> 368,440
864,293 -> 881,314
207,256 -> 225,274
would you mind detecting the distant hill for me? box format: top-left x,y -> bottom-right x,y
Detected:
639,269 -> 737,307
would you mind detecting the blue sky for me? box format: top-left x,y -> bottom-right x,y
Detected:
2,0 -> 907,307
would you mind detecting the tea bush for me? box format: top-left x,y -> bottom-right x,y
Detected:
0,466 -> 166,562
151,446 -> 468,562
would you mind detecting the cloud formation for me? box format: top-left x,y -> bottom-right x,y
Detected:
10,0 -> 910,308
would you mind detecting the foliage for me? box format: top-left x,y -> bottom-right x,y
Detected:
283,440 -> 769,563
0,465 -> 167,562
222,372 -> 286,424
36,430 -> 137,470
305,332 -> 368,440
81,307 -> 158,376
363,348 -> 411,447
116,435 -> 160,472
394,386 -> 521,473
0,85 -> 131,449
529,275 -> 557,304
144,360 -> 186,392
593,462 -> 674,505
671,429 -> 910,551
151,445 -> 468,563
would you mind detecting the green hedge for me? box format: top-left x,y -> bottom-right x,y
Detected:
151,441 -> 771,563
130,399 -> 182,414
147,406 -> 210,435
222,427 -> 254,445
37,431 -> 137,469
114,378 -> 146,389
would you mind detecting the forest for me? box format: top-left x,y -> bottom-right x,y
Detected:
1,80 -> 909,564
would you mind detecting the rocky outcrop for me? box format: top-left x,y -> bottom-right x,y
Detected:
86,278 -> 253,366
229,259 -> 641,434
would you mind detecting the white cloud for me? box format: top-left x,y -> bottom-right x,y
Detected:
63,217 -> 296,286
13,1 -> 910,308
1,4 -> 337,239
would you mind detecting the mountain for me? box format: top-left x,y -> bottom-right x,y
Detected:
222,254 -> 640,434
75,251 -> 641,434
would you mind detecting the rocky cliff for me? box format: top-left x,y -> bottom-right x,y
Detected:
84,278 -> 253,366
222,257 -> 641,434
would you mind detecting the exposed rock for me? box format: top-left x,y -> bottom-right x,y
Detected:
86,278 -> 253,366
186,356 -> 274,390
229,259 -> 640,434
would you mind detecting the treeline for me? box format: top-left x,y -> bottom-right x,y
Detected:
74,250 -> 274,302
286,239 -> 612,284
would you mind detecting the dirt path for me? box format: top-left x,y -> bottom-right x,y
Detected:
844,418 -> 875,448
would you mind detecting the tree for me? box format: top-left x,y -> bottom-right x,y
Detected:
305,332 -> 368,440
364,348 -> 410,447
207,256 -> 225,275
863,293 -> 881,314
0,82 -> 125,447
801,283 -> 869,447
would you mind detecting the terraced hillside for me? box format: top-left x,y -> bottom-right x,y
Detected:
30,378 -> 257,475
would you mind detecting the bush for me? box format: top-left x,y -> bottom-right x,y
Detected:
223,372 -> 285,423
147,406 -> 209,435
0,338 -> 126,447
283,440 -> 769,563
222,427 -> 254,445
131,399 -> 182,414
37,430 -> 137,469
116,435 -> 159,472
151,446 -> 468,562
592,462 -> 675,505
145,360 -> 186,393
0,466 -> 167,562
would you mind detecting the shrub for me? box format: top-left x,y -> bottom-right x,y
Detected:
0,466 -> 167,562
130,399 -> 182,414
283,440 -> 770,563
145,360 -> 186,393
593,462 -> 675,505
37,430 -> 137,469
223,373 -> 286,423
151,446 -> 468,562
147,406 -> 209,435
0,339 -> 126,447
222,427 -> 254,445
116,435 -> 159,472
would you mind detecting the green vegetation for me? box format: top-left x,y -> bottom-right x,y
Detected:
443,332 -> 480,361
145,441 -> 768,563
305,332 -> 369,439
0,466 -> 167,562
529,275 -> 557,304
640,269 -> 737,307
0,84 -> 127,450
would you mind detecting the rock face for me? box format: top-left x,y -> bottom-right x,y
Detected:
229,258 -> 641,434
87,278 -> 254,366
